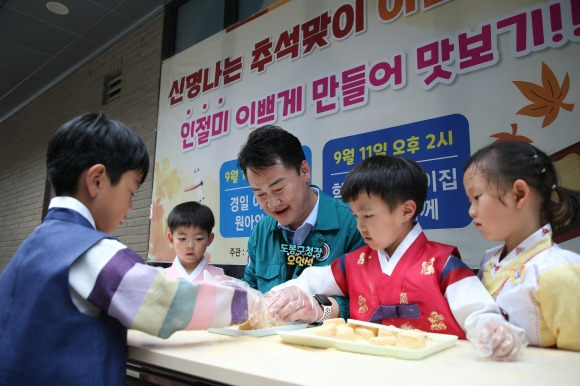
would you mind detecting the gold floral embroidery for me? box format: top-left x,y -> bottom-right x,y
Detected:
421,257 -> 435,275
358,295 -> 368,313
357,252 -> 370,265
428,311 -> 447,331
400,292 -> 408,304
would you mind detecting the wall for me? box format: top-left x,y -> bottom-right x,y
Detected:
0,13 -> 164,272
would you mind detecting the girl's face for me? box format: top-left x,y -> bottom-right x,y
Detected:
463,165 -> 518,243
348,192 -> 413,256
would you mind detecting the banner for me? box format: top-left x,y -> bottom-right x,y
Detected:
149,0 -> 580,268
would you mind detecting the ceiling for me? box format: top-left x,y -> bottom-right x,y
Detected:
0,0 -> 174,123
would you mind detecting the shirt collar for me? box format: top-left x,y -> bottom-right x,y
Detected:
492,223 -> 553,264
278,186 -> 320,232
48,196 -> 96,229
377,222 -> 422,275
172,255 -> 208,281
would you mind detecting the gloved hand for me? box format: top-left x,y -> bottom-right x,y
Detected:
265,286 -> 322,324
221,278 -> 268,329
210,274 -> 235,282
466,318 -> 528,361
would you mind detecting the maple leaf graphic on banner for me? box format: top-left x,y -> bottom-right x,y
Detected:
154,157 -> 181,201
513,62 -> 574,128
490,123 -> 533,143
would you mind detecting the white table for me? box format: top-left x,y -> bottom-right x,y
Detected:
127,329 -> 580,385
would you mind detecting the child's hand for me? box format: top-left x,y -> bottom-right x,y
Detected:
467,318 -> 528,361
220,278 -> 268,328
265,286 -> 321,323
211,274 -> 235,282
245,286 -> 268,329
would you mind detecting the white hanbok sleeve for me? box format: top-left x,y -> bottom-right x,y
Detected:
269,266 -> 344,296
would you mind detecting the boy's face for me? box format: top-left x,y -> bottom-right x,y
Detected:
168,225 -> 214,271
349,192 -> 414,256
246,160 -> 314,230
93,169 -> 142,234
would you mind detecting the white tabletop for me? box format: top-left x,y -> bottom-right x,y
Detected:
127,329 -> 580,386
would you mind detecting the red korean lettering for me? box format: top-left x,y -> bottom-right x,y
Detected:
572,0 -> 580,39
369,54 -> 405,89
185,70 -> 202,100
195,116 -> 210,147
456,24 -> 498,72
415,36 -> 456,89
256,94 -> 276,125
368,52 -> 406,90
496,12 -> 528,56
341,64 -> 367,110
274,24 -> 300,61
377,0 -> 450,23
211,110 -> 229,139
277,85 -> 305,120
202,60 -> 223,93
181,121 -> 194,151
223,56 -> 243,85
235,104 -> 252,128
250,37 -> 274,73
169,78 -> 184,106
311,74 -> 339,117
332,0 -> 365,40
301,12 -> 332,55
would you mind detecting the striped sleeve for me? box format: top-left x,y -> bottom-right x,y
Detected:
74,239 -> 248,338
330,254 -> 349,296
439,255 -> 475,293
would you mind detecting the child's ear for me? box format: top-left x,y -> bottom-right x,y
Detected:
208,232 -> 215,245
85,164 -> 106,198
401,200 -> 417,220
167,232 -> 174,245
512,179 -> 530,208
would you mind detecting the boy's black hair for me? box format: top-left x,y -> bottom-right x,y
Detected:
46,113 -> 149,196
167,201 -> 215,235
237,125 -> 306,175
341,155 -> 428,218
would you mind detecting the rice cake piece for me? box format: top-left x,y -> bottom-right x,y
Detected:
396,330 -> 426,349
369,335 -> 397,346
335,325 -> 357,341
237,320 -> 253,330
377,328 -> 397,338
315,323 -> 337,337
322,318 -> 346,326
353,326 -> 378,340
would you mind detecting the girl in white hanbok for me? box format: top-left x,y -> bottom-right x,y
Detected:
463,141 -> 580,351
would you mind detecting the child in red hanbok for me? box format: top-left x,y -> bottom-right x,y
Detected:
266,155 -> 526,360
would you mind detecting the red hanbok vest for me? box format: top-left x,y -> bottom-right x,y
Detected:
331,232 -> 473,338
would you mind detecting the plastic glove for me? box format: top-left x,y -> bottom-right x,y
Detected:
265,286 -> 322,323
220,278 -> 269,329
212,274 -> 235,282
466,318 -> 528,361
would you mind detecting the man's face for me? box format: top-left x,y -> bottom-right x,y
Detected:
246,160 -> 314,230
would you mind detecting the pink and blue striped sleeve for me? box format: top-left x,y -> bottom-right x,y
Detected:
87,248 -> 249,338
